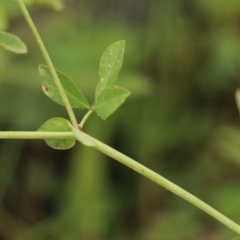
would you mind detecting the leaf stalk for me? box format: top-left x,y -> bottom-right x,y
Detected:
79,109 -> 93,128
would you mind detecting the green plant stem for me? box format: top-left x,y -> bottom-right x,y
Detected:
79,109 -> 93,128
83,134 -> 240,234
2,128 -> 240,234
0,131 -> 75,139
17,0 -> 78,128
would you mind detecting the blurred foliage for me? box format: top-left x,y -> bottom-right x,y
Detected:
1,0 -> 240,239
0,0 -> 64,29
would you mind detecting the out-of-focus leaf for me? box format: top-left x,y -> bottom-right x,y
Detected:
235,89 -> 240,115
231,237 -> 240,240
200,0 -> 240,19
95,40 -> 125,98
38,117 -> 75,150
71,126 -> 96,147
39,65 -> 90,109
0,31 -> 27,54
0,5 -> 8,30
23,0 -> 65,11
35,0 -> 65,11
93,85 -> 130,120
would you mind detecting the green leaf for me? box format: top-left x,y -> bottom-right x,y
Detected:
38,117 -> 75,150
95,40 -> 125,98
39,65 -> 90,109
93,40 -> 129,120
71,125 -> 96,147
0,31 -> 27,54
231,237 -> 240,240
93,85 -> 130,120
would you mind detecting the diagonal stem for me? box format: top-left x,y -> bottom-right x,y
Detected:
17,0 -> 78,127
2,128 -> 240,234
81,132 -> 240,235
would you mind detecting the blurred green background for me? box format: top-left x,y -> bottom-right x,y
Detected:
1,0 -> 240,239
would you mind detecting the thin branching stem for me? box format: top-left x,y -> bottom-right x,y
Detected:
14,0 -> 240,236
17,0 -> 78,127
2,127 -> 240,234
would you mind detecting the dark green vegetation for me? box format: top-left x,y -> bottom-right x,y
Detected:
1,0 -> 240,239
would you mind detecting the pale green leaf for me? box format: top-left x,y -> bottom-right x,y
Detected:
71,125 -> 96,147
39,65 -> 90,109
38,117 -> 75,150
93,85 -> 130,120
95,40 -> 125,98
0,31 -> 27,54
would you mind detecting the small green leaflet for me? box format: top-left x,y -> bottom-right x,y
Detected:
39,65 -> 90,109
71,125 -> 96,147
38,117 -> 75,150
92,40 -> 130,120
93,86 -> 130,120
0,31 -> 27,54
95,40 -> 125,98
